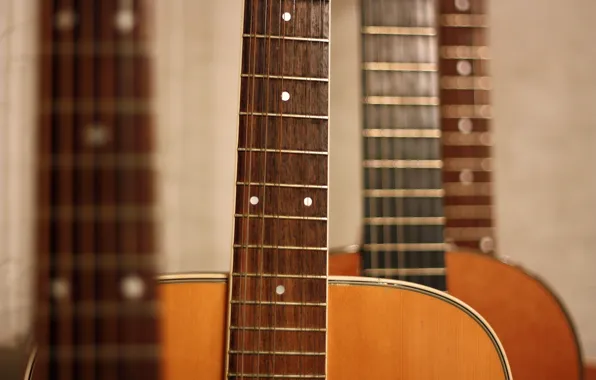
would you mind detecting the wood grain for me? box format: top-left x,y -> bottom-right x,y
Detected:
160,275 -> 510,380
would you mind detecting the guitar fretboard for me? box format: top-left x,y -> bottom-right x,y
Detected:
360,0 -> 447,290
35,1 -> 160,379
226,1 -> 330,379
439,0 -> 494,254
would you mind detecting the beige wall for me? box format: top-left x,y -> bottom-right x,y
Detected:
0,0 -> 595,361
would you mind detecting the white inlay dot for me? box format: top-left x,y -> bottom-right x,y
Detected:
55,9 -> 76,31
455,0 -> 471,11
249,196 -> 259,205
459,169 -> 474,185
121,275 -> 145,300
480,236 -> 494,253
457,118 -> 473,134
281,91 -> 291,101
85,123 -> 109,146
456,60 -> 472,76
276,285 -> 286,295
303,197 -> 313,207
479,132 -> 491,146
51,278 -> 70,299
282,12 -> 292,21
115,10 -> 135,33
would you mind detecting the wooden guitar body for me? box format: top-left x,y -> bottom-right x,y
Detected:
159,273 -> 511,380
329,250 -> 583,380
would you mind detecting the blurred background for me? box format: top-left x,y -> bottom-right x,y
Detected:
1,0 -> 596,378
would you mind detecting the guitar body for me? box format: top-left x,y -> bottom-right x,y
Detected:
329,250 -> 583,380
158,274 -> 511,380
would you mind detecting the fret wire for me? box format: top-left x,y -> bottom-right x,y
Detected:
440,46 -> 490,59
363,129 -> 441,138
363,62 -> 437,72
237,182 -> 328,189
442,131 -> 491,146
441,14 -> 487,28
232,273 -> 326,279
240,111 -> 328,119
362,243 -> 448,251
363,189 -> 444,197
43,154 -> 156,168
441,76 -> 491,89
363,159 -> 442,169
230,301 -> 326,307
364,96 -> 439,106
241,74 -> 328,82
364,217 -> 445,225
445,227 -> 494,239
361,26 -> 436,36
238,148 -> 328,155
234,214 -> 327,221
442,104 -> 491,118
242,33 -> 329,43
40,42 -> 152,56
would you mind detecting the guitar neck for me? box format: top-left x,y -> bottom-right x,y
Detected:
439,0 -> 495,254
226,1 -> 330,378
35,1 -> 160,379
359,0 -> 447,290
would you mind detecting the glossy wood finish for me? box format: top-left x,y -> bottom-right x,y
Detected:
329,250 -> 583,380
160,275 -> 510,380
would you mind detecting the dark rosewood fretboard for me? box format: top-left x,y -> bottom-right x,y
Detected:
35,1 -> 160,379
439,0 -> 495,254
226,1 -> 330,379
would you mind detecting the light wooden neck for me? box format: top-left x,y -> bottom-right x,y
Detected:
226,0 -> 330,378
439,0 -> 495,255
35,1 -> 160,379
359,0 -> 447,290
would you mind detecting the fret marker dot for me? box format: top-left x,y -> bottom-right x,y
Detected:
51,279 -> 69,300
480,132 -> 492,146
281,91 -> 290,101
55,9 -> 76,31
250,196 -> 259,205
456,60 -> 472,76
459,169 -> 474,185
85,124 -> 109,146
282,12 -> 292,21
458,118 -> 473,134
303,197 -> 313,207
276,285 -> 285,295
121,275 -> 145,300
480,236 -> 494,253
115,10 -> 135,33
455,0 -> 471,11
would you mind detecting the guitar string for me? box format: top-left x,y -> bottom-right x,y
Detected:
239,0 -> 260,377
255,0 -> 274,375
270,0 -> 291,375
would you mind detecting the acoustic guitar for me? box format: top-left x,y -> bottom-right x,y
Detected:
329,1 -> 584,379
158,0 -> 511,379
25,0 -> 162,379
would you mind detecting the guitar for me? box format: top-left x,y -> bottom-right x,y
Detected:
158,0 -> 510,379
329,0 -> 584,379
25,0 -> 162,379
